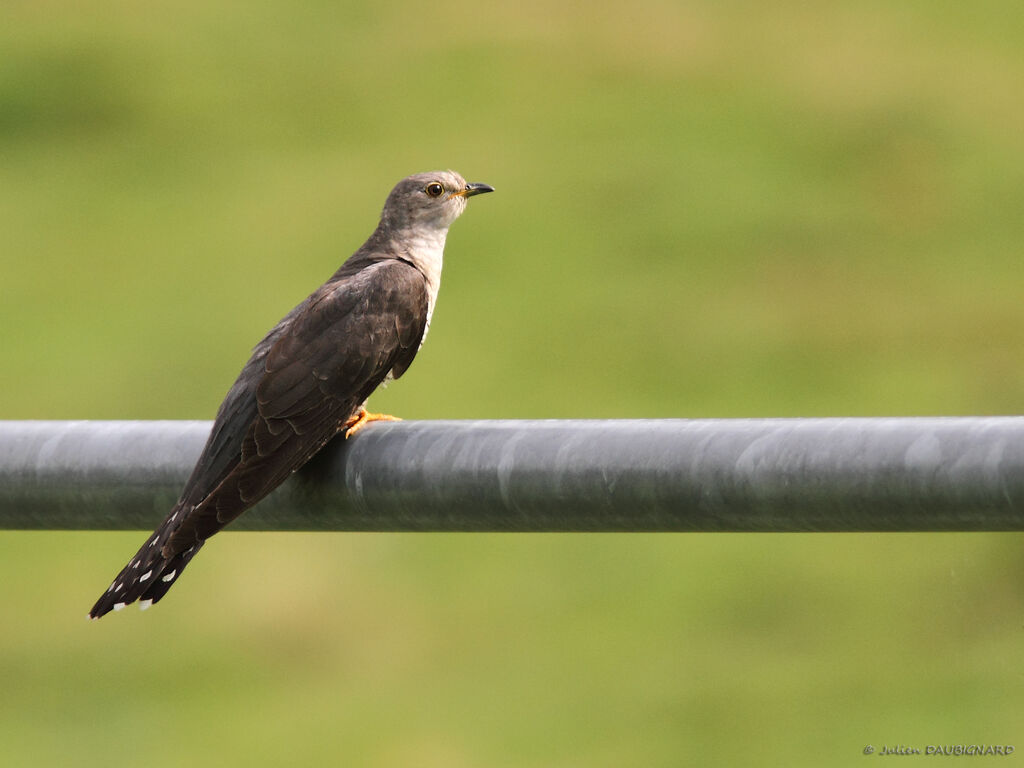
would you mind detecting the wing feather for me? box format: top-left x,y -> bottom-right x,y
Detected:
175,259 -> 430,538
88,259 -> 430,618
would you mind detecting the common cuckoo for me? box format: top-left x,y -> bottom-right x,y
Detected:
89,170 -> 494,618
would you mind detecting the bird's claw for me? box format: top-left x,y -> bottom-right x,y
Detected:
343,409 -> 402,439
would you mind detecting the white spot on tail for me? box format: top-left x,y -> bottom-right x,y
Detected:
113,602 -> 126,612
140,570 -> 153,582
161,570 -> 177,583
139,599 -> 153,611
114,582 -> 124,593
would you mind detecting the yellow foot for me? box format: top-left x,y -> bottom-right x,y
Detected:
343,408 -> 402,439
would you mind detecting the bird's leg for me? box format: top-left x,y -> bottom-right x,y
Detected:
342,407 -> 402,439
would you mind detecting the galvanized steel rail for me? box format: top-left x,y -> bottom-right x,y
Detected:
1,418 -> 1023,532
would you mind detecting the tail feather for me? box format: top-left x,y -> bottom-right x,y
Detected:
88,503 -> 205,619
137,543 -> 204,608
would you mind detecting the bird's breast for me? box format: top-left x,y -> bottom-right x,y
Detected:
402,229 -> 446,348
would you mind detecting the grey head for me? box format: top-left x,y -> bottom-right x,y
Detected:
378,171 -> 494,233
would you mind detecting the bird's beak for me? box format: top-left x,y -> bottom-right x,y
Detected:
450,182 -> 495,199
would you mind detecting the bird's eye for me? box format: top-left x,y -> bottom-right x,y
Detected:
424,182 -> 445,198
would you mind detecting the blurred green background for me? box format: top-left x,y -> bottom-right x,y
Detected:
2,1 -> 1024,765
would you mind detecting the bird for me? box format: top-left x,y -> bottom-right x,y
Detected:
89,170 -> 494,619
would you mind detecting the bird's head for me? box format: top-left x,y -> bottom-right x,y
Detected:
379,170 -> 494,232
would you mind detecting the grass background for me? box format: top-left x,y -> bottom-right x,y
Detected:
2,1 -> 1024,764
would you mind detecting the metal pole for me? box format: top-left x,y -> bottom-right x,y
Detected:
1,418 -> 1023,532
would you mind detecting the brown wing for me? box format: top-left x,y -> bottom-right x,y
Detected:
192,259 -> 428,537
89,259 -> 429,617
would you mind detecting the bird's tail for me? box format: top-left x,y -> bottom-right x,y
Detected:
88,520 -> 204,619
